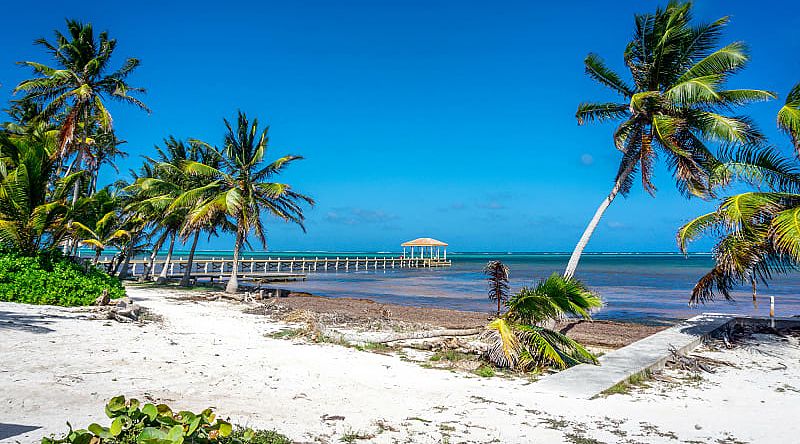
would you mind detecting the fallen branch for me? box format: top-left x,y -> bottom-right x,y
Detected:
319,327 -> 483,344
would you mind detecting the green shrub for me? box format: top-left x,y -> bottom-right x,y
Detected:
42,396 -> 291,444
0,250 -> 124,306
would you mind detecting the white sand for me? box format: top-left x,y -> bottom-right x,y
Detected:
2,287 -> 799,443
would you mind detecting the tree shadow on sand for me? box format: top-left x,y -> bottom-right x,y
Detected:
0,423 -> 41,441
0,310 -> 58,334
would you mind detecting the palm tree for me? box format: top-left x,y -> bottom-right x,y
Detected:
564,0 -> 775,278
14,19 -> 149,199
177,111 -> 314,293
135,137 -> 226,286
484,260 -> 510,317
484,273 -> 602,370
70,189 -> 129,265
678,83 -> 800,304
0,132 -> 79,255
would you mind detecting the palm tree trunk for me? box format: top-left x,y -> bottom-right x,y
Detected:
140,230 -> 169,282
180,230 -> 201,287
156,232 -> 177,284
117,243 -> 134,279
225,229 -> 244,294
564,163 -> 635,278
93,249 -> 102,266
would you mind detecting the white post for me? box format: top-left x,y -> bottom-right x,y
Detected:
770,296 -> 776,328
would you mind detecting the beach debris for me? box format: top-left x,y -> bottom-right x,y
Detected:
93,289 -> 110,306
665,345 -> 735,373
320,327 -> 483,345
89,295 -> 143,323
321,414 -> 345,422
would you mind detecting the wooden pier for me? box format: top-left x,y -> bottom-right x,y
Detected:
103,256 -> 452,283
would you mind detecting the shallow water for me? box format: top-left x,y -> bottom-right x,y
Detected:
119,250 -> 800,324
237,252 -> 800,323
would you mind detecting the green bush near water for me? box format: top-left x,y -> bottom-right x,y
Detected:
0,250 -> 125,306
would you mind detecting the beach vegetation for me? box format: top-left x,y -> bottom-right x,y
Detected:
0,20 -> 312,300
483,273 -> 601,370
484,260 -> 510,316
42,395 -> 291,444
599,370 -> 652,397
0,249 -> 124,305
679,82 -> 800,303
565,0 -> 776,277
473,364 -> 496,377
429,350 -> 472,362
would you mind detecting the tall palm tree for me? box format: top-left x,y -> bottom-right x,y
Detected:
177,111 -> 314,293
565,0 -> 774,277
14,19 -> 149,198
484,273 -> 602,370
678,83 -> 800,304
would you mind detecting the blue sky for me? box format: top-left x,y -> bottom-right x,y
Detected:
2,1 -> 799,252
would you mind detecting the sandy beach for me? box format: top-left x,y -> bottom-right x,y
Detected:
2,286 -> 798,443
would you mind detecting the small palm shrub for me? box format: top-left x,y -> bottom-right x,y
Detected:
484,273 -> 602,370
42,395 -> 291,444
484,260 -> 510,316
0,250 -> 124,306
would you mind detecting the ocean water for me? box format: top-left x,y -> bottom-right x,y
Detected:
226,252 -> 800,324
108,250 -> 800,324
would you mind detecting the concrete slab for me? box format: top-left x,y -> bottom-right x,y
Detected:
532,313 -> 734,399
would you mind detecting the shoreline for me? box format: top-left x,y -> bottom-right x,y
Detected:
178,285 -> 668,350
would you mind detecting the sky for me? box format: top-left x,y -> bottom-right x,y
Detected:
1,0 -> 799,253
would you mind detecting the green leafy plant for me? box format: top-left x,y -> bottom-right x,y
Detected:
0,250 -> 124,306
678,82 -> 800,304
483,273 -> 602,370
41,396 -> 289,444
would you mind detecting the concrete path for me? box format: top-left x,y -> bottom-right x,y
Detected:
532,313 -> 734,399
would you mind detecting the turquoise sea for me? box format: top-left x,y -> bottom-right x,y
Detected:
125,251 -> 800,324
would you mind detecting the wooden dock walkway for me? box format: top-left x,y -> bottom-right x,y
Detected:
102,256 -> 451,283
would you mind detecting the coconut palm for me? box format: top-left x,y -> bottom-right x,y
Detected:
484,273 -> 602,370
70,188 -> 129,265
678,83 -> 800,304
14,19 -> 149,196
565,0 -> 775,277
177,111 -> 314,293
0,132 -> 79,255
134,137 -> 227,286
484,260 -> 510,316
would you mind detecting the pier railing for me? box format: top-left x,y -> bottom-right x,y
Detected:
101,256 -> 451,282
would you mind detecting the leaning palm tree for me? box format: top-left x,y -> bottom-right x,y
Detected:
14,19 -> 149,195
484,273 -> 602,370
678,82 -> 800,304
484,260 -> 510,317
565,0 -> 774,277
177,111 -> 314,293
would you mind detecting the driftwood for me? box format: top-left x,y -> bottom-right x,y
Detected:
319,327 -> 483,344
666,346 -> 735,373
92,295 -> 142,323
